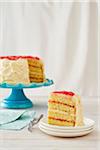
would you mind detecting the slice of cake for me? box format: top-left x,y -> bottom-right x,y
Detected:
0,56 -> 46,84
48,91 -> 83,126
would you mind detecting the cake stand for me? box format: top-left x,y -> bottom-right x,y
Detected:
0,79 -> 53,109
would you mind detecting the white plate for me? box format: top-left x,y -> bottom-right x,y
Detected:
39,125 -> 94,137
39,117 -> 95,131
39,124 -> 94,133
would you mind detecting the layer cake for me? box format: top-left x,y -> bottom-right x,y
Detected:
0,56 -> 45,84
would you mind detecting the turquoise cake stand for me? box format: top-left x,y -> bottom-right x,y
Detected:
0,79 -> 53,109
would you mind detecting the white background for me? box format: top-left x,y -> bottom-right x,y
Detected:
0,1 -> 98,97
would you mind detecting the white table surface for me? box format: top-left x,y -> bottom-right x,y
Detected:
0,95 -> 99,150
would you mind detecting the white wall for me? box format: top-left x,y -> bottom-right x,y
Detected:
0,1 -> 98,96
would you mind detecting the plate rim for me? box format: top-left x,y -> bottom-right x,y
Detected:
39,125 -> 94,137
39,124 -> 94,133
39,117 -> 95,130
0,79 -> 54,89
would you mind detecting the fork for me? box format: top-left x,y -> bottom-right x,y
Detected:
28,114 -> 44,132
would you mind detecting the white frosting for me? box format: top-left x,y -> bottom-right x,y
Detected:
0,59 -> 30,84
72,95 -> 84,126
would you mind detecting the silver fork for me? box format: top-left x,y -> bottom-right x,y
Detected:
28,114 -> 44,132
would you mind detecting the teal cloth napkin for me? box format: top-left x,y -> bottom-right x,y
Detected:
0,109 -> 26,125
0,110 -> 36,130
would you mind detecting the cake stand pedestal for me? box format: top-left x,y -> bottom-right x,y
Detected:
0,79 -> 53,109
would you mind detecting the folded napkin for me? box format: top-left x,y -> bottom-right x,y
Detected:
0,109 -> 36,130
0,109 -> 26,125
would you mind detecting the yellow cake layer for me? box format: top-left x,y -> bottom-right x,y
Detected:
48,118 -> 74,126
30,80 -> 43,83
30,76 -> 43,80
48,110 -> 75,122
28,59 -> 43,68
30,78 -> 43,83
29,73 -> 45,79
29,66 -> 42,73
29,72 -> 45,80
30,73 -> 43,78
48,102 -> 75,113
29,64 -> 41,68
27,58 -> 45,83
49,93 -> 76,106
30,79 -> 43,82
30,75 -> 44,80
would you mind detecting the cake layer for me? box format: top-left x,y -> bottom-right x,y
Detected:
48,101 -> 75,113
48,100 -> 75,108
30,72 -> 43,78
29,66 -> 43,73
28,59 -> 43,68
48,109 -> 75,122
29,67 -> 44,78
48,118 -> 74,126
30,77 -> 43,83
49,93 -> 75,106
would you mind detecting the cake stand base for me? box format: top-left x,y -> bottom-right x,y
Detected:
0,79 -> 53,109
0,89 -> 33,109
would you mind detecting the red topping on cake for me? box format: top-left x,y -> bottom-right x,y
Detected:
48,117 -> 75,123
0,56 -> 40,60
20,56 -> 40,60
49,100 -> 75,108
0,56 -> 19,60
53,91 -> 75,96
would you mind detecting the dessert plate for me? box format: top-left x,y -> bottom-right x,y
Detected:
39,125 -> 94,137
39,124 -> 94,133
39,117 -> 95,131
39,117 -> 95,137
